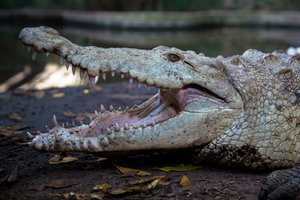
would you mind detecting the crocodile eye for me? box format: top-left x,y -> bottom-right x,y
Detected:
167,53 -> 181,62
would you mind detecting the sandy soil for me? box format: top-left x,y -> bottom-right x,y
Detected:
0,83 -> 267,200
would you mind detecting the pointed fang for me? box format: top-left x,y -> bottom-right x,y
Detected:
89,75 -> 96,86
114,123 -> 120,132
27,131 -> 34,139
72,65 -> 76,75
100,104 -> 106,113
66,63 -> 70,70
46,52 -> 49,57
109,105 -> 114,111
80,68 -> 85,79
54,132 -> 60,142
129,78 -> 134,84
53,114 -> 59,127
124,123 -> 129,130
102,72 -> 106,81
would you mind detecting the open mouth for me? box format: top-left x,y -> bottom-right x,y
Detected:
19,26 -> 240,153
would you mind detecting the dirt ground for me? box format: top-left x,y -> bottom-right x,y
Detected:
0,82 -> 268,200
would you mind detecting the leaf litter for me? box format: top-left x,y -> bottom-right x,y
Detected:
48,154 -> 78,164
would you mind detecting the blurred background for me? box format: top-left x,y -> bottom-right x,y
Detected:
1,0 -> 300,92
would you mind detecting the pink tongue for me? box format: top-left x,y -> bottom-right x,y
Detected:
175,87 -> 216,108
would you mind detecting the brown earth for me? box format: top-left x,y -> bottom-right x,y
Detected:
0,83 -> 267,200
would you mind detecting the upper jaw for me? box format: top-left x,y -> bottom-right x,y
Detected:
19,26 -> 241,108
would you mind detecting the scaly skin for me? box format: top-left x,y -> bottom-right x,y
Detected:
19,26 -> 300,199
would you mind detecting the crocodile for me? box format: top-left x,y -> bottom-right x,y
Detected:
19,26 -> 300,199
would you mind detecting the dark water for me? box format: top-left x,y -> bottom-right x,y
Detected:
1,25 -> 300,91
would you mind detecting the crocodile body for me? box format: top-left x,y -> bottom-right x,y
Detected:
19,27 -> 300,199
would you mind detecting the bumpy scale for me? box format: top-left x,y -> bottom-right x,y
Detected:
19,26 -> 300,199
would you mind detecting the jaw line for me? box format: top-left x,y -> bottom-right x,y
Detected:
20,26 -> 243,153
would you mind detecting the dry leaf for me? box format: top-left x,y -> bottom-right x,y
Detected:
49,155 -> 78,164
110,177 -> 163,195
180,175 -> 191,187
52,92 -> 65,99
32,91 -> 45,99
63,111 -> 77,118
0,125 -> 27,141
115,164 -> 151,176
7,113 -> 22,121
63,111 -> 95,122
92,182 -> 111,192
109,188 -> 127,195
96,157 -> 108,162
46,179 -> 78,189
158,163 -> 201,172
82,89 -> 90,94
128,176 -> 165,185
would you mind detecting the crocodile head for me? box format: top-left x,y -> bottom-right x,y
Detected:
19,26 -> 243,154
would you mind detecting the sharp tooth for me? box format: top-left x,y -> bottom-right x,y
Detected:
53,114 -> 59,127
66,122 -> 69,127
62,123 -> 65,128
124,123 -> 129,130
72,121 -> 75,126
100,104 -> 106,113
45,125 -> 49,130
114,123 -> 120,132
66,63 -> 70,70
46,52 -> 49,57
54,132 -> 60,142
89,75 -> 96,86
27,46 -> 31,52
27,131 -> 34,138
109,105 -> 114,111
72,65 -> 76,75
121,73 -> 125,79
118,107 -> 122,111
32,51 -> 37,60
125,106 -> 129,111
106,127 -> 112,134
111,71 -> 115,77
95,110 -> 99,116
80,121 -> 84,125
60,57 -> 64,65
102,72 -> 106,80
100,137 -> 109,146
80,68 -> 85,79
129,78 -> 134,84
